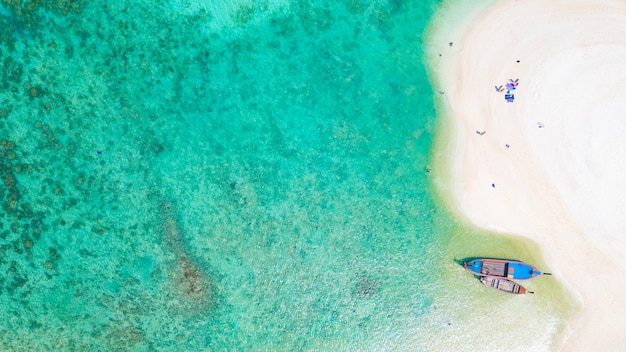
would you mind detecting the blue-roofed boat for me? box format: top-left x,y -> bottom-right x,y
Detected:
463,258 -> 550,280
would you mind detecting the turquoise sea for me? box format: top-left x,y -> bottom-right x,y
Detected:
1,0 -> 576,351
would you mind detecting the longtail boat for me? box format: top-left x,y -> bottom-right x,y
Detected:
463,258 -> 550,280
480,276 -> 533,295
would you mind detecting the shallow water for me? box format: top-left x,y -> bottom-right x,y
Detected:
0,1 -> 575,350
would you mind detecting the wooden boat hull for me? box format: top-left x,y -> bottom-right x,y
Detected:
463,258 -> 545,280
480,276 -> 532,295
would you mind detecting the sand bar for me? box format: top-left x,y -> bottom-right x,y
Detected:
426,0 -> 626,350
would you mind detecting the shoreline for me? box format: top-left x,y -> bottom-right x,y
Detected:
425,0 -> 626,351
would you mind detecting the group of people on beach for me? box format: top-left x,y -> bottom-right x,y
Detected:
495,78 -> 519,102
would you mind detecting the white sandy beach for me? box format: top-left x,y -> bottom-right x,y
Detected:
427,0 -> 626,351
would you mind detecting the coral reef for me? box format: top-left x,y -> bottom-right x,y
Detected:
158,201 -> 215,307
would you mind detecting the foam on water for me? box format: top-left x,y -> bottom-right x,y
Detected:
0,0 -> 576,350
